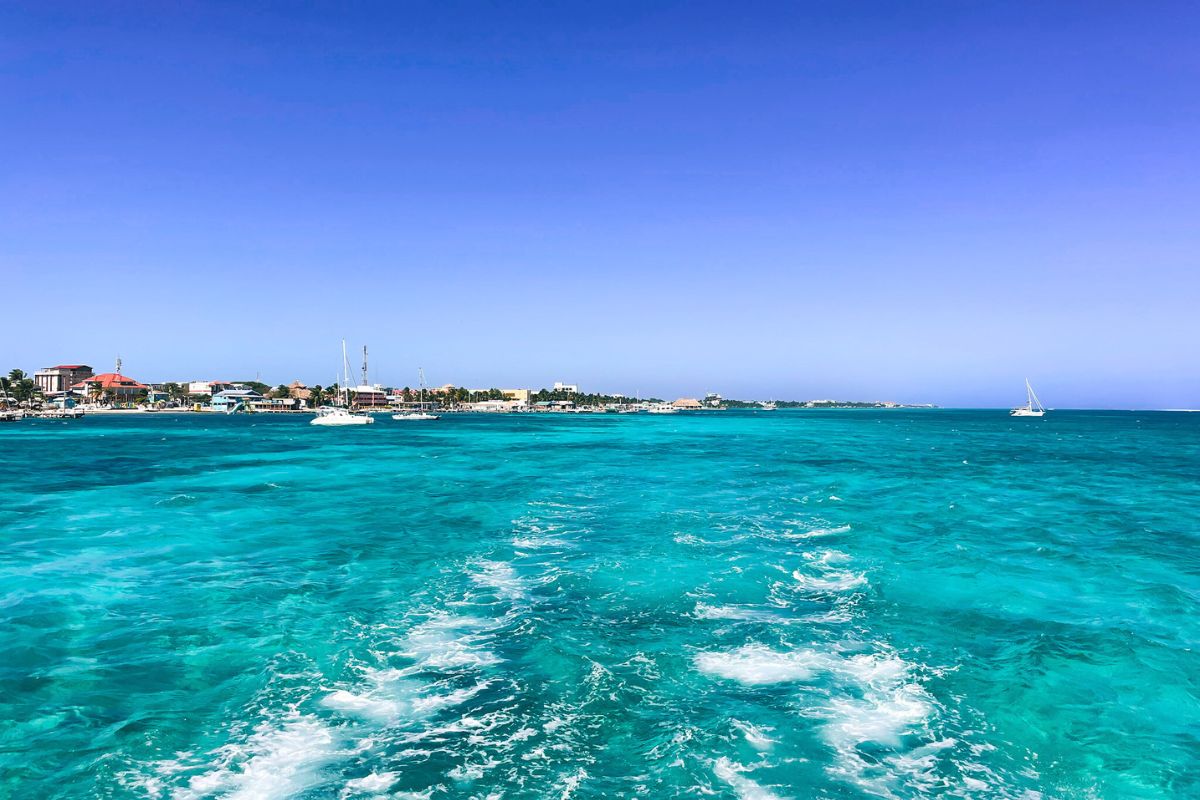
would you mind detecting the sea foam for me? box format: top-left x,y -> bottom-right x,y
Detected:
177,713 -> 341,800
694,644 -> 826,684
713,757 -> 789,800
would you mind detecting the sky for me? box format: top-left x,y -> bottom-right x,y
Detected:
2,2 -> 1198,407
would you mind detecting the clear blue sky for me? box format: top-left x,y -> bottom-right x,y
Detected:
3,2 -> 1197,407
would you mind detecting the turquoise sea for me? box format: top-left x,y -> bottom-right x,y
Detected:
2,410 -> 1198,799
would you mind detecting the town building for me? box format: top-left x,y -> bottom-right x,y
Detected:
72,372 -> 148,404
211,389 -> 263,413
34,364 -> 94,394
248,396 -> 303,413
350,384 -> 390,409
501,388 -> 532,403
188,380 -> 237,396
704,392 -> 723,408
553,382 -> 579,394
673,397 -> 703,410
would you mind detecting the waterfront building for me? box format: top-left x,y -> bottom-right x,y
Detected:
673,397 -> 703,410
188,380 -> 237,396
72,372 -> 148,404
532,400 -> 575,412
501,389 -> 532,403
350,384 -> 389,409
704,392 -> 723,408
34,364 -> 93,394
248,396 -> 302,413
211,389 -> 263,413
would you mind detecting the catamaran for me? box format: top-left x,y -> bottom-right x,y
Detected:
1011,379 -> 1046,417
311,341 -> 375,426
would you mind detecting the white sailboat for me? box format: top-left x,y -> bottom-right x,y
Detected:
311,340 -> 375,426
393,368 -> 439,421
1010,379 -> 1046,417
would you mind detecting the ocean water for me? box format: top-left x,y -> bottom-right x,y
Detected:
1,409 -> 1198,799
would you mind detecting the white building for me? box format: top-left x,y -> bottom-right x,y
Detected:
34,364 -> 94,394
553,381 -> 579,394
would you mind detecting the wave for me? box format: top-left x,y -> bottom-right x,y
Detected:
713,757 -> 789,800
731,719 -> 777,752
174,713 -> 341,800
791,569 -> 868,592
399,614 -> 502,670
341,771 -> 399,796
784,524 -> 851,540
694,644 -> 827,685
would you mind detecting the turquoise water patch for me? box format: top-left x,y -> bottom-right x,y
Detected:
1,410 -> 1198,797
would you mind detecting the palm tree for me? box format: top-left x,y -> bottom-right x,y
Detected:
11,377 -> 38,406
309,385 -> 325,408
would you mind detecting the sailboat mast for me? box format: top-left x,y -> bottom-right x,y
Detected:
342,339 -> 350,406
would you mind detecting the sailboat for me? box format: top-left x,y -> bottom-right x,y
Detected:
1010,379 -> 1046,417
393,367 -> 439,421
311,340 -> 375,426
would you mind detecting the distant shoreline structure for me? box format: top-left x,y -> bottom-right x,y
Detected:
2,359 -> 936,416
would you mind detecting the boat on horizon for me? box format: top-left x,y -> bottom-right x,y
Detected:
1011,379 -> 1046,417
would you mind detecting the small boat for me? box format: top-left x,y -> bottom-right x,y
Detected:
1011,379 -> 1046,417
647,404 -> 679,415
392,411 -> 439,421
392,368 -> 439,420
759,401 -> 777,411
312,406 -> 374,426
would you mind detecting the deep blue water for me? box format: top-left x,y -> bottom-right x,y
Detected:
1,409 -> 1198,799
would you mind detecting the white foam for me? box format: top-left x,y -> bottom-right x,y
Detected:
839,653 -> 909,687
341,771 -> 398,796
693,603 -> 788,624
731,719 -> 777,752
802,549 -> 852,565
785,524 -> 851,539
791,569 -> 867,592
321,689 -> 403,724
471,560 -> 526,600
410,681 -> 489,715
823,683 -> 933,748
694,644 -> 827,684
400,614 -> 501,670
176,713 -> 341,800
558,767 -> 588,799
713,757 -> 789,800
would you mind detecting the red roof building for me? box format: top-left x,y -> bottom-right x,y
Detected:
72,372 -> 148,400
